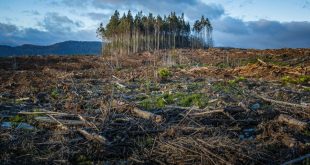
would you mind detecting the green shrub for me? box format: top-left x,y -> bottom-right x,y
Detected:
139,92 -> 209,110
216,62 -> 230,68
51,88 -> 59,99
228,76 -> 246,84
304,87 -> 310,92
158,68 -> 172,80
10,115 -> 25,123
282,75 -> 310,85
298,75 -> 310,84
178,93 -> 208,108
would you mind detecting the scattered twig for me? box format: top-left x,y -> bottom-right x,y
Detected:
238,102 -> 251,113
46,114 -> 68,130
35,116 -> 85,126
78,114 -> 99,131
189,109 -> 224,117
257,59 -> 268,67
19,111 -> 68,116
255,94 -> 310,110
165,105 -> 204,111
281,154 -> 310,165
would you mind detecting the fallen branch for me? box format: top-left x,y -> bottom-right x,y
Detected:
281,154 -> 310,165
277,114 -> 308,129
35,116 -> 85,125
189,109 -> 224,117
113,81 -> 126,88
47,114 -> 68,130
19,111 -> 68,116
112,75 -> 123,82
78,114 -> 99,131
16,97 -> 30,102
165,105 -> 204,111
77,128 -> 107,144
190,109 -> 235,120
257,59 -> 268,67
255,94 -> 310,110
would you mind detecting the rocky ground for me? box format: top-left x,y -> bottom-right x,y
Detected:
0,48 -> 310,164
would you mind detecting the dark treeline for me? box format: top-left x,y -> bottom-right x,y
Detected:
97,10 -> 213,55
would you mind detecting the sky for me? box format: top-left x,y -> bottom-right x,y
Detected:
0,0 -> 309,49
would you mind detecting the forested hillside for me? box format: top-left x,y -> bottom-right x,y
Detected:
0,41 -> 102,56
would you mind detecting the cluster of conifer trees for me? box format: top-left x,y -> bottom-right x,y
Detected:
97,10 -> 213,55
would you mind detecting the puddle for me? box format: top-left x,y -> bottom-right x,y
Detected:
1,122 -> 35,130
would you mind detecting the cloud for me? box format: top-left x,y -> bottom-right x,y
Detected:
23,10 -> 40,16
213,17 -> 310,49
48,0 -> 90,8
213,17 -> 249,35
86,12 -> 110,21
39,12 -> 83,33
92,0 -> 224,20
0,22 -> 98,46
62,0 -> 90,7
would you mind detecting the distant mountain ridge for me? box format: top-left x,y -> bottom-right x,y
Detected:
0,41 -> 102,56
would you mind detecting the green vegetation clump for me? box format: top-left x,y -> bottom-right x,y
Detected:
138,92 -> 208,110
216,62 -> 230,68
158,68 -> 172,80
304,87 -> 310,92
179,93 -> 208,107
9,115 -> 25,123
212,81 -> 244,98
281,75 -> 310,85
51,88 -> 59,99
228,76 -> 246,84
187,82 -> 205,91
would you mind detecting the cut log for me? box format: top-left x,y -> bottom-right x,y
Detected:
277,114 -> 308,129
131,107 -> 163,123
113,100 -> 163,123
77,128 -> 107,144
